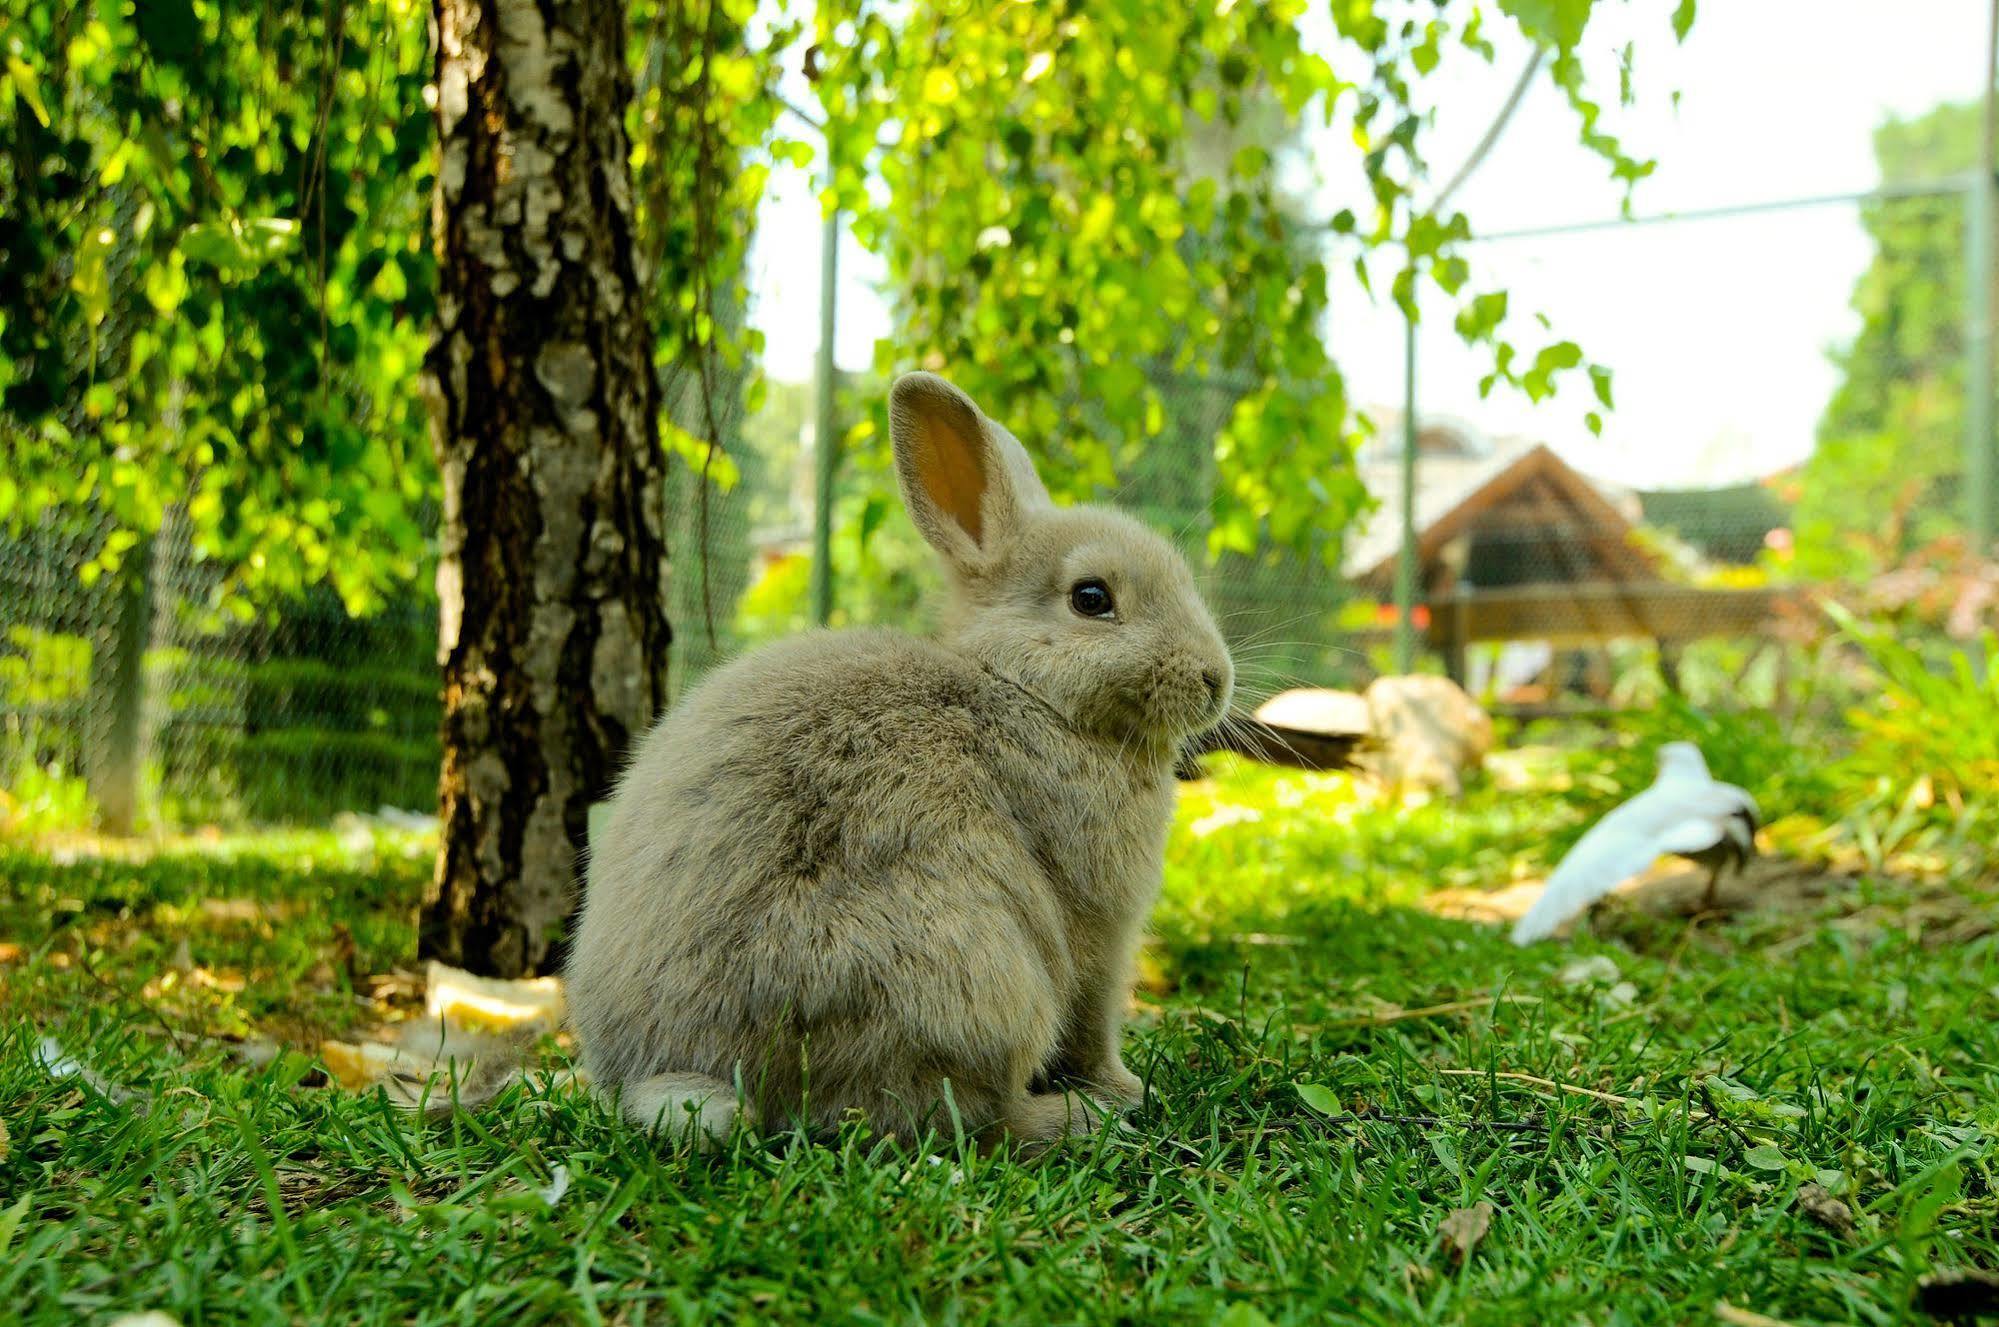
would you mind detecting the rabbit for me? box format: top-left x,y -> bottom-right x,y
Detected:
564,371 -> 1234,1148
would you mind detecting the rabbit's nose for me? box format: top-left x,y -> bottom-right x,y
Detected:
1201,668 -> 1226,702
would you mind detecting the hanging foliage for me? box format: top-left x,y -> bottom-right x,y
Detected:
1,0 -> 1689,606
807,0 -> 1681,564
0,0 -> 792,615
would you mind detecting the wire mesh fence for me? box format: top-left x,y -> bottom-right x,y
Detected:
2,187 -> 1992,832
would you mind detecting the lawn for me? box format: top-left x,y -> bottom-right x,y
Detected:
1,742 -> 1995,1325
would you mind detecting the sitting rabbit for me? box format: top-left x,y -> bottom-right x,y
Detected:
566,372 -> 1234,1147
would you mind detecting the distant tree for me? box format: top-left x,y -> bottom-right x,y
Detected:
1794,102 -> 1976,578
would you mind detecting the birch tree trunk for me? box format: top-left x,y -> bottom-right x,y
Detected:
422,0 -> 669,976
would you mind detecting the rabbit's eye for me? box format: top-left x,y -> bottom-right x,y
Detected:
1069,578 -> 1116,619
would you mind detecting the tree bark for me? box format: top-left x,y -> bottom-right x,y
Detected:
422,0 -> 669,976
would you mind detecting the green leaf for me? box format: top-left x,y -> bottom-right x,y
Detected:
1588,363 -> 1614,409
1218,1306 -> 1274,1327
1900,1160 -> 1962,1244
920,67 -> 958,104
0,1191 -> 29,1257
178,223 -> 243,269
1742,1144 -> 1786,1171
1534,340 -> 1584,372
1232,145 -> 1271,178
1503,0 -> 1593,50
370,257 -> 408,301
1295,1082 -> 1342,1115
242,217 -> 301,262
6,55 -> 50,127
855,494 -> 891,552
1672,0 -> 1697,41
1455,290 -> 1508,340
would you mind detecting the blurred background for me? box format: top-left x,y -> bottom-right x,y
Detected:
1,0 -> 1992,835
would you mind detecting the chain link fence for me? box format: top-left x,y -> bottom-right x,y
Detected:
4,188 -> 1992,833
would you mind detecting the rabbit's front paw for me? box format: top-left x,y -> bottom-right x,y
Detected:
1093,1063 -> 1145,1110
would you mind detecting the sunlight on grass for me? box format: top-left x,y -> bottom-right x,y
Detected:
1,754 -> 1995,1324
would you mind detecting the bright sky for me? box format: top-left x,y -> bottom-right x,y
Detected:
748,2 -> 1983,491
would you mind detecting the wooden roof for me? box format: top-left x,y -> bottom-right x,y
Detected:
1344,443 -> 1659,595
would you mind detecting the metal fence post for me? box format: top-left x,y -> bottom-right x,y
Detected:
810,203 -> 840,627
1969,3 -> 1999,557
1393,295 -> 1420,674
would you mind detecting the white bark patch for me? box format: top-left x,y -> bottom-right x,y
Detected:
599,159 -> 632,218
434,449 -> 468,658
583,516 -> 623,578
591,259 -> 627,316
440,140 -> 468,203
509,139 -> 564,294
518,791 -> 574,935
436,557 -> 463,661
524,600 -> 575,708
527,426 -> 593,598
467,749 -> 512,881
534,343 -> 600,439
437,65 -> 469,137
444,332 -> 472,425
591,601 -> 646,737
494,0 -> 575,137
463,211 -> 512,288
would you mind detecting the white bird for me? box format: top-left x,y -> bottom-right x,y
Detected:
1511,741 -> 1760,945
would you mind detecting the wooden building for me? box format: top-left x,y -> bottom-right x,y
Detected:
1342,426 -> 1791,689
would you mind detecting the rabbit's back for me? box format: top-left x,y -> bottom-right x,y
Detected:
567,628 -> 1081,1128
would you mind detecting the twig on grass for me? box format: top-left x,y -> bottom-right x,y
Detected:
1438,1068 -> 1638,1109
1310,1111 -> 1550,1135
1697,1081 -> 1764,1152
1318,994 -> 1544,1028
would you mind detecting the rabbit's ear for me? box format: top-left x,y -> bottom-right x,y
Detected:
889,373 -> 1049,570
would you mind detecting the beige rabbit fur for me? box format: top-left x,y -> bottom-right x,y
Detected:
565,372 -> 1233,1146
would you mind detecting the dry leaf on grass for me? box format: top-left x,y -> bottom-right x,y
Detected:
316,964 -> 576,1113
424,961 -> 564,1034
318,1037 -> 427,1090
1794,1183 -> 1855,1236
1558,956 -> 1621,987
1437,1202 -> 1493,1266
322,1020 -> 569,1115
535,1164 -> 571,1208
1714,1304 -> 1801,1327
0,1117 -> 10,1163
0,942 -> 22,964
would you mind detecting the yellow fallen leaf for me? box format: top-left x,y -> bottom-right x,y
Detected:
0,1116 -> 10,1162
318,1038 -> 425,1090
1714,1304 -> 1801,1327
424,961 -> 564,1033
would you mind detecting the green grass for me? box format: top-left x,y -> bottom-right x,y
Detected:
1,755 -> 1996,1325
